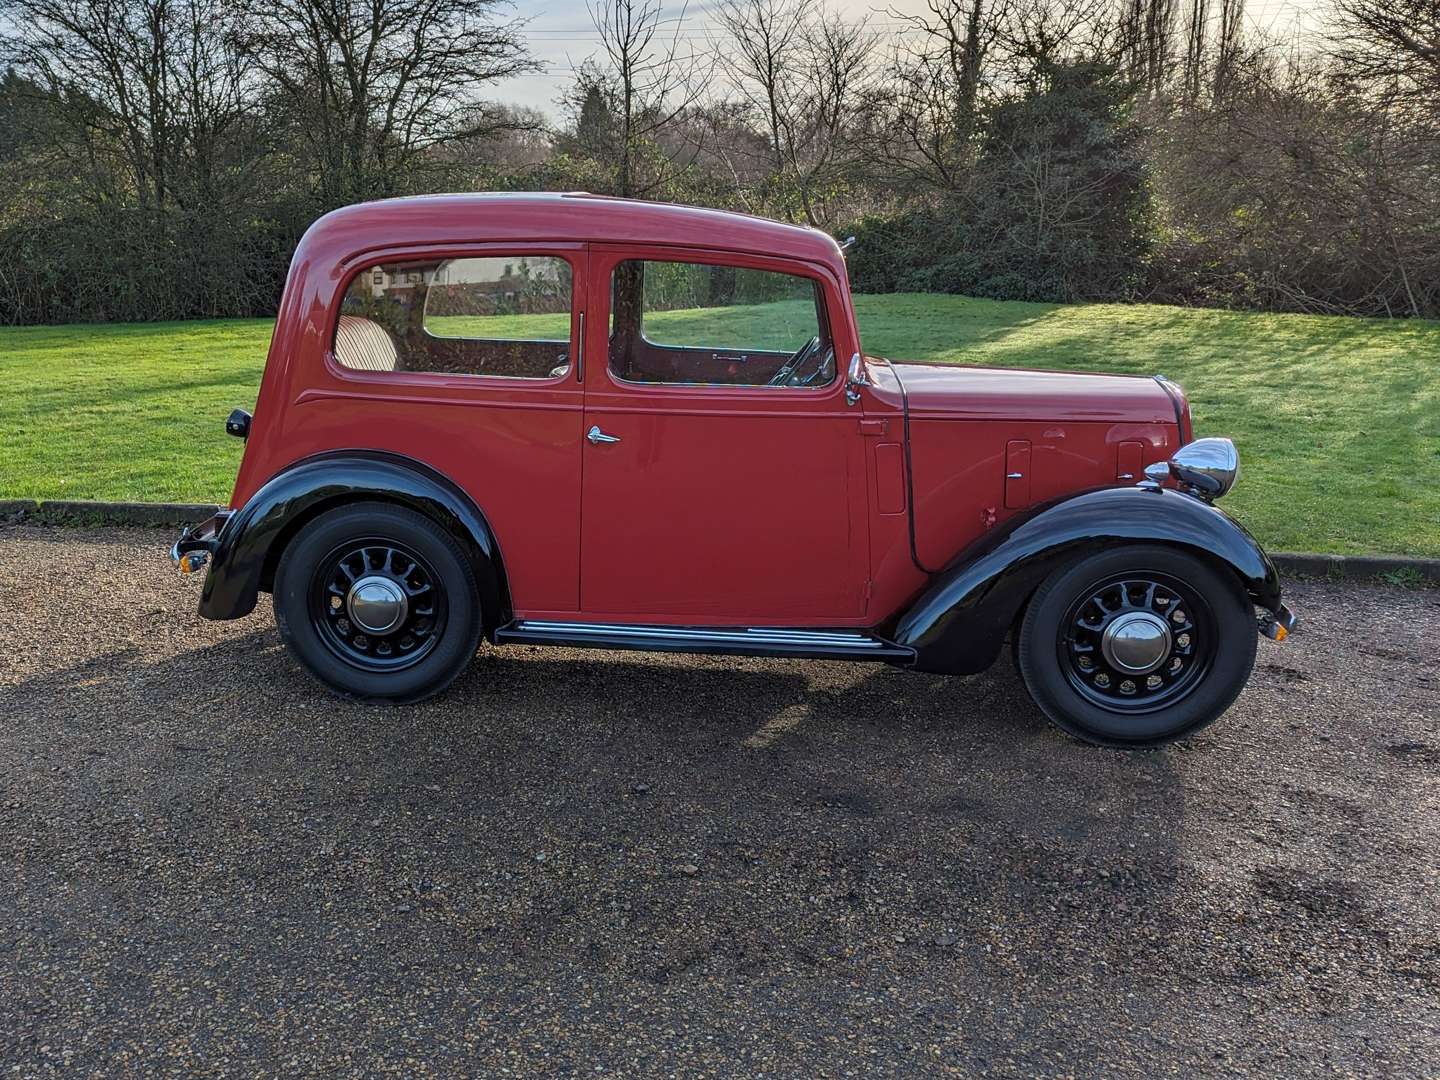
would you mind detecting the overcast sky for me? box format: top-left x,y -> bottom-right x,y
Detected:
496,0 -> 1327,117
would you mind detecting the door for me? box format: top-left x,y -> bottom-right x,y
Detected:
311,244 -> 586,612
578,246 -> 870,624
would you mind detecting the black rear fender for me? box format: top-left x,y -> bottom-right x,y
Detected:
198,451 -> 507,628
892,485 -> 1282,676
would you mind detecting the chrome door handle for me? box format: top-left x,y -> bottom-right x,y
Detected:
586,425 -> 621,445
1007,472 -> 1024,479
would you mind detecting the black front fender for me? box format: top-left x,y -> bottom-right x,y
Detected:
892,486 -> 1282,676
198,451 -> 506,626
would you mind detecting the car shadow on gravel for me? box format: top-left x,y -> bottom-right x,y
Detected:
3,625 -> 1189,993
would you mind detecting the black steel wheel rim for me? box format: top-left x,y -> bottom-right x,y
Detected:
1056,571 -> 1217,714
308,538 -> 447,672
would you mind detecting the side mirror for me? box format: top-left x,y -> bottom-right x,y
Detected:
845,353 -> 868,407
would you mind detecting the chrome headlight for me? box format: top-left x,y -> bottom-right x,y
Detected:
1158,437 -> 1240,500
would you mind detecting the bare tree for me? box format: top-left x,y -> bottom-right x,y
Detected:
868,0 -> 1003,192
1213,0 -> 1245,100
1181,0 -> 1209,104
897,0 -> 993,131
238,0 -> 535,202
718,0 -> 872,225
1115,0 -> 1176,91
581,0 -> 712,197
0,0 -> 257,212
796,10 -> 875,225
1002,0 -> 1123,69
1329,0 -> 1440,108
717,0 -> 805,181
434,103 -> 550,170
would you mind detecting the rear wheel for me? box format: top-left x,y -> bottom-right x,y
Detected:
1016,545 -> 1256,747
273,502 -> 482,702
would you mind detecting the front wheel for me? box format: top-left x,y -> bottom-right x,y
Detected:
1016,545 -> 1257,747
273,502 -> 483,702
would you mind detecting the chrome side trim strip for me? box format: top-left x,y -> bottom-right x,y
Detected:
575,311 -> 585,383
512,620 -> 893,649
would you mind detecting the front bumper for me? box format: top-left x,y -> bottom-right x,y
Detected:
171,510 -> 233,574
1259,602 -> 1299,641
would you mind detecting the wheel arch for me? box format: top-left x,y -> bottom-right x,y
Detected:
199,451 -> 509,631
891,485 -> 1282,676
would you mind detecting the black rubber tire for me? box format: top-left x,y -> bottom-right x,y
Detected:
1016,544 -> 1257,748
273,502 -> 482,703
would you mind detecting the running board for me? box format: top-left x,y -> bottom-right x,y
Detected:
494,620 -> 914,662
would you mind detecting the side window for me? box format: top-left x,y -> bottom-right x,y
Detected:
609,259 -> 835,388
334,255 -> 573,379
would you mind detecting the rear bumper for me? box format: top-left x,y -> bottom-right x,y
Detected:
170,511 -> 234,574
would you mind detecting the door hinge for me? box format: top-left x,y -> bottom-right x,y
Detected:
858,419 -> 888,437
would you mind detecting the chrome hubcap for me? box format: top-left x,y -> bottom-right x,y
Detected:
1100,611 -> 1172,675
346,575 -> 408,634
312,543 -> 443,671
1062,574 -> 1213,714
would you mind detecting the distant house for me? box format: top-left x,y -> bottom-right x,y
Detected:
361,259 -> 567,315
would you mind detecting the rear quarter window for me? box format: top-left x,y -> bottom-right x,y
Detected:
334,256 -> 573,380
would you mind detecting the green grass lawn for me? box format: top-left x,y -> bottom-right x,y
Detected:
2,296 -> 1437,556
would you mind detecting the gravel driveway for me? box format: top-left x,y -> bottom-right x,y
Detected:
1,525 -> 1437,1078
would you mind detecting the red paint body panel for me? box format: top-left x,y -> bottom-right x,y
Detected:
572,243 -> 867,623
903,417 -> 1178,572
874,443 -> 907,515
1005,440 -> 1032,509
889,361 -> 1177,423
234,239 -> 590,612
1116,439 -> 1145,481
232,193 -> 1188,630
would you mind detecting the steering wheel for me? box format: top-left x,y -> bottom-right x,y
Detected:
795,344 -> 835,387
768,336 -> 820,387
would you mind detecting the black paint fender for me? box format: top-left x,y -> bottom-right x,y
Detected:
197,450 -> 507,627
891,485 -> 1283,676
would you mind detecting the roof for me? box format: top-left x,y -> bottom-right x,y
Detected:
301,192 -> 844,267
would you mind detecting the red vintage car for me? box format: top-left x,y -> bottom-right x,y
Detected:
173,193 -> 1295,746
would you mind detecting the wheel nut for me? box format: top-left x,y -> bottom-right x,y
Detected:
1171,609 -> 1186,623
1169,656 -> 1183,673
1120,679 -> 1136,695
1146,674 -> 1162,690
1078,656 -> 1094,671
353,634 -> 369,649
1094,673 -> 1111,688
1177,632 -> 1191,648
